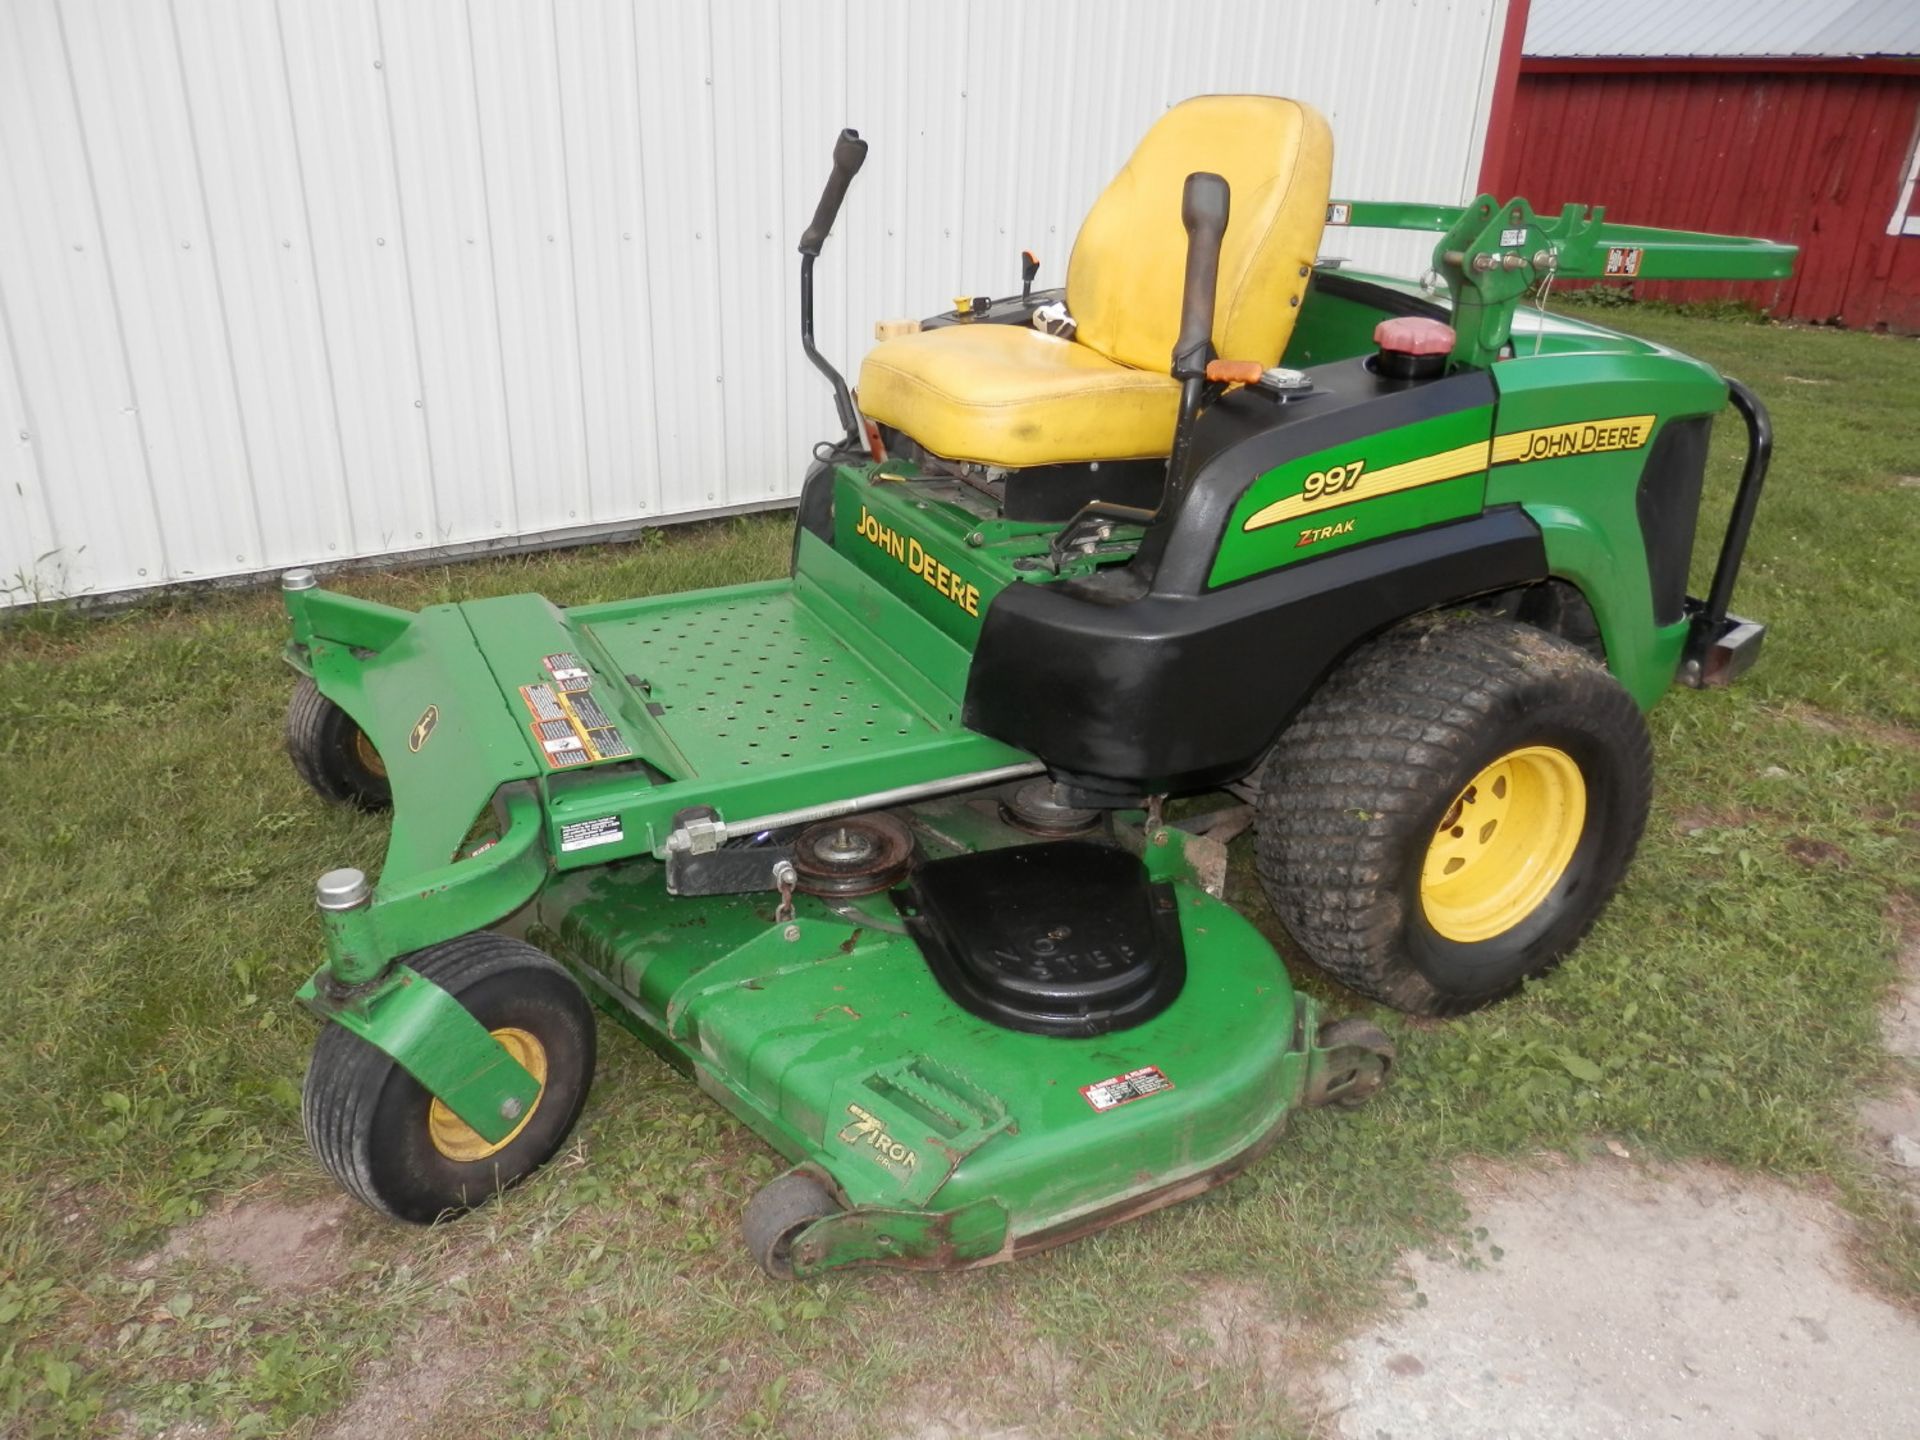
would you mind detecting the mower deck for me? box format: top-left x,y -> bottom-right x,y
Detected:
529,792 -> 1329,1275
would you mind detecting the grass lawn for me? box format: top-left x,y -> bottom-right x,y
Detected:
1,305 -> 1916,1438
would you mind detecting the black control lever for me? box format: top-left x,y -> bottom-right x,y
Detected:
798,129 -> 870,444
1162,172 -> 1232,516
1020,249 -> 1040,302
1049,175 -> 1232,573
799,130 -> 869,258
1170,172 -> 1229,381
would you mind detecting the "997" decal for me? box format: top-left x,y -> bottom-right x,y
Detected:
1242,439 -> 1492,533
1301,458 -> 1367,502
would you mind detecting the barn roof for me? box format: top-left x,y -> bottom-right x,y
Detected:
1525,0 -> 1920,61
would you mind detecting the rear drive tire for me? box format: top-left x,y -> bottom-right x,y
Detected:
287,676 -> 391,811
1254,614 -> 1652,1016
303,933 -> 596,1224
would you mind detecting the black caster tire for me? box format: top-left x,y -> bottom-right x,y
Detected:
1255,614 -> 1653,1017
303,933 -> 596,1224
1309,1018 -> 1395,1109
743,1172 -> 841,1279
287,675 -> 391,811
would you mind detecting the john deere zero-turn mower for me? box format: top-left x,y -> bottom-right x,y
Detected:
278,96 -> 1791,1276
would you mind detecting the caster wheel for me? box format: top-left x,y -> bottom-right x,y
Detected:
287,676 -> 391,810
303,933 -> 596,1223
743,1171 -> 841,1279
1309,1017 -> 1395,1110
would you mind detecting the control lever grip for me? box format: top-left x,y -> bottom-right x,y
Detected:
799,129 -> 869,257
1171,172 -> 1231,380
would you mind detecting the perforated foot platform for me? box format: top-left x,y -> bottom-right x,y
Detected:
895,841 -> 1185,1037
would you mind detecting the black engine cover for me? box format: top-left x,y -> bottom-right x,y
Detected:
895,842 -> 1185,1037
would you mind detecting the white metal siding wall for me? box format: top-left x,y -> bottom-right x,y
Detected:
0,0 -> 1509,605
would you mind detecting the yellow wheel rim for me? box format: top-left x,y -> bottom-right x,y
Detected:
427,1027 -> 546,1163
353,727 -> 388,779
1420,745 -> 1587,944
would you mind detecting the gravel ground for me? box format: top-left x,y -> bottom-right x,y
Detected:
1325,1162 -> 1920,1440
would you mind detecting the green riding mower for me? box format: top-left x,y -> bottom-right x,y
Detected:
277,95 -> 1792,1277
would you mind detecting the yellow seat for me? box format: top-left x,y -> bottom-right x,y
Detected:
858,325 -> 1184,465
857,95 -> 1333,468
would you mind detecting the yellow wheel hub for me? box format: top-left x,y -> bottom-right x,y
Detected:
353,727 -> 387,779
1420,745 -> 1587,944
427,1027 -> 546,1163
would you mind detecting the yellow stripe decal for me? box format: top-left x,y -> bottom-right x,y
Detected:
1492,414 -> 1656,465
1242,440 -> 1491,532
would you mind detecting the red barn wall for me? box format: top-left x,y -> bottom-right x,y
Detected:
1489,68 -> 1920,332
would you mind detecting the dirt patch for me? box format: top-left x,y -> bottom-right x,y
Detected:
1784,836 -> 1852,868
1670,804 -> 1762,836
1859,1089 -> 1920,1176
319,1321 -> 494,1440
883,1332 -> 1072,1440
1856,1091 -> 1919,1219
1789,703 -> 1920,754
139,1194 -> 353,1295
1174,1281 -> 1321,1410
887,1422 -> 1037,1440
1320,1162 -> 1920,1439
1883,898 -> 1920,1059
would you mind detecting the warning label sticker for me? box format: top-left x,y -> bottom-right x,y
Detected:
559,816 -> 624,852
1081,1065 -> 1174,1112
519,680 -> 633,769
1604,246 -> 1643,278
543,652 -> 593,693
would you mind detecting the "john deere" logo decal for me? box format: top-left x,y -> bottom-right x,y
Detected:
838,1103 -> 919,1173
408,705 -> 439,753
853,505 -> 982,617
1492,415 -> 1655,465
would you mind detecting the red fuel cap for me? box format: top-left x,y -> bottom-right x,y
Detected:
1373,316 -> 1456,355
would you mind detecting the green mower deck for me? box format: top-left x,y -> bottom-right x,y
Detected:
529,795 -> 1356,1275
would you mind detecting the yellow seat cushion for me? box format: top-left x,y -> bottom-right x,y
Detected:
1069,95 -> 1333,375
858,324 -> 1181,466
857,94 -> 1333,469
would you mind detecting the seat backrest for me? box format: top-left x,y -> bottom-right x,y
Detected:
1066,95 -> 1333,375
